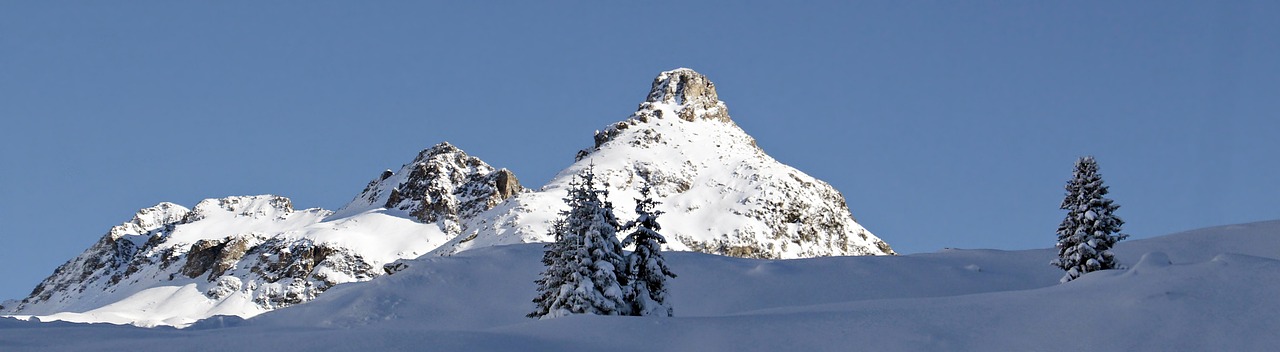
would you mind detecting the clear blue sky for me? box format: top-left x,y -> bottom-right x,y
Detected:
2,1 -> 1277,300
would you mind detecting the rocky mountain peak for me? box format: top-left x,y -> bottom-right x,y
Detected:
416,141 -> 464,162
581,68 -> 738,158
475,68 -> 893,259
337,142 -> 523,232
641,68 -> 730,123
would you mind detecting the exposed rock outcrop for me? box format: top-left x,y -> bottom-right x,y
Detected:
587,68 -> 732,154
5,195 -> 391,320
338,142 -> 524,235
644,68 -> 731,123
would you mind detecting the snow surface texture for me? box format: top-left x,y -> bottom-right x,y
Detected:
1,68 -> 891,328
2,220 -> 1278,351
442,68 -> 893,259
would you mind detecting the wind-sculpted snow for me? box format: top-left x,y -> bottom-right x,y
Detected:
3,220 -> 1279,351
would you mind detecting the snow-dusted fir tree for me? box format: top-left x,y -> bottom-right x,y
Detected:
528,219 -> 569,319
621,185 -> 676,317
1052,156 -> 1128,283
529,167 -> 629,318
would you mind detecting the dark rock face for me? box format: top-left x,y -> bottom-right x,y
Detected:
181,239 -> 229,279
493,169 -> 521,200
179,235 -> 258,280
246,240 -> 375,308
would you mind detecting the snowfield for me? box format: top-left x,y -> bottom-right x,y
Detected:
2,220 -> 1278,351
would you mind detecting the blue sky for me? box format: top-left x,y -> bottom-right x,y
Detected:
1,1 -> 1277,300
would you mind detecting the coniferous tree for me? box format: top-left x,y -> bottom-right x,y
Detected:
621,185 -> 676,317
529,167 -> 629,318
528,219 -> 568,318
1052,156 -> 1128,283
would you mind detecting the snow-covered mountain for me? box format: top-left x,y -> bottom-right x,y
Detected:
1,68 -> 890,327
440,68 -> 893,258
0,196 -> 437,327
0,144 -> 520,327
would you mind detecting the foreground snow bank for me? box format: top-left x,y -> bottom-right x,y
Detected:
3,220 -> 1279,351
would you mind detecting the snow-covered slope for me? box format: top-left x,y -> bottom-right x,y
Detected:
2,220 -> 1278,351
247,221 -> 1280,334
439,68 -> 893,258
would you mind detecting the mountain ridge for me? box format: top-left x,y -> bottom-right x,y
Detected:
2,68 -> 892,327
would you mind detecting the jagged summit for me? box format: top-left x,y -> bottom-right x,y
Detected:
417,141 -> 462,160
584,68 -> 737,156
640,68 -> 730,123
335,142 -> 523,232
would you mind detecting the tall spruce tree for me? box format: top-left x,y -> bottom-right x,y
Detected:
621,185 -> 676,317
1052,156 -> 1128,283
529,167 -> 629,318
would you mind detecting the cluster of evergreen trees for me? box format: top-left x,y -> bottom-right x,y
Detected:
1053,156 -> 1128,283
529,167 -> 676,319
